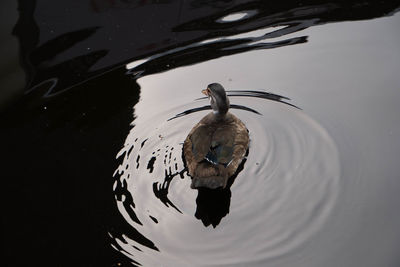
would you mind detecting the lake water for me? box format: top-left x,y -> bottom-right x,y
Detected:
2,2 -> 400,267
110,11 -> 400,267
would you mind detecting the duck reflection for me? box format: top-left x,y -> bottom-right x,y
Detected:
151,145 -> 248,228
195,155 -> 247,228
195,187 -> 231,228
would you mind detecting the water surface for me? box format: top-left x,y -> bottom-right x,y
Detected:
2,1 -> 400,266
111,12 -> 400,267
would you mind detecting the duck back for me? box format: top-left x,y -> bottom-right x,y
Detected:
184,112 -> 249,189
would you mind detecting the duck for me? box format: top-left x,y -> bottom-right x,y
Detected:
183,83 -> 249,189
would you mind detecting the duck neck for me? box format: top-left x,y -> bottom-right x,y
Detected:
210,95 -> 229,119
212,109 -> 227,121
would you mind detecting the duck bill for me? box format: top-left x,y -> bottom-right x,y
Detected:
202,88 -> 210,96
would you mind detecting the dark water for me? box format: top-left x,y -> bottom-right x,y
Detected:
2,1 -> 400,266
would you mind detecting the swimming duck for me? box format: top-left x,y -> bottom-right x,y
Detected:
184,83 -> 249,189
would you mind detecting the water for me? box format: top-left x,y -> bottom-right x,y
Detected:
110,12 -> 400,267
2,1 -> 400,266
112,89 -> 340,265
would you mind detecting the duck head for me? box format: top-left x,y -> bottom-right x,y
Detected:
202,83 -> 230,115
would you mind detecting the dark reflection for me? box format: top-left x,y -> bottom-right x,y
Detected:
151,144 -> 185,213
12,1 -> 399,97
127,34 -> 307,79
152,169 -> 185,214
12,0 -> 38,90
3,0 -> 400,266
168,90 -> 298,121
126,1 -> 399,79
12,1 -> 109,97
123,143 -> 187,215
112,137 -> 161,255
26,50 -> 109,97
2,64 -> 144,266
30,27 -> 100,65
195,187 -> 232,228
147,156 -> 157,173
195,155 -> 248,228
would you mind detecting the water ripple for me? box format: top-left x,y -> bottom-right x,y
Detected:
111,91 -> 340,266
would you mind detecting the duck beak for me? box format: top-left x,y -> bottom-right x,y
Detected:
202,88 -> 210,96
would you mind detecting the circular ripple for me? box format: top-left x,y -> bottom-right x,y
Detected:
111,96 -> 340,266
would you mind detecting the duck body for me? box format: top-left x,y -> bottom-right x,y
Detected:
184,83 -> 249,189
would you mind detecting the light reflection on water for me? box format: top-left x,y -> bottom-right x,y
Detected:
217,10 -> 259,23
111,12 -> 400,267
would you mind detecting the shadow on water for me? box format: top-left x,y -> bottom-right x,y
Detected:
2,0 -> 400,266
195,187 -> 233,228
195,153 -> 248,228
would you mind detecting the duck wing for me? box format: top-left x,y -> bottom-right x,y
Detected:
183,113 -> 249,179
187,124 -> 214,163
204,125 -> 235,167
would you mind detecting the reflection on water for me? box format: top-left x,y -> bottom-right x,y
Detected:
195,187 -> 232,228
4,1 -> 400,266
111,86 -> 340,265
108,10 -> 400,266
13,1 -> 399,99
217,10 -> 258,23
195,151 -> 248,228
125,22 -> 308,79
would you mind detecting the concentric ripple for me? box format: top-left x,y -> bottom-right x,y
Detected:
111,91 -> 340,266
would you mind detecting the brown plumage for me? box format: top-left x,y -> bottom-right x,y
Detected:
183,83 -> 249,189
